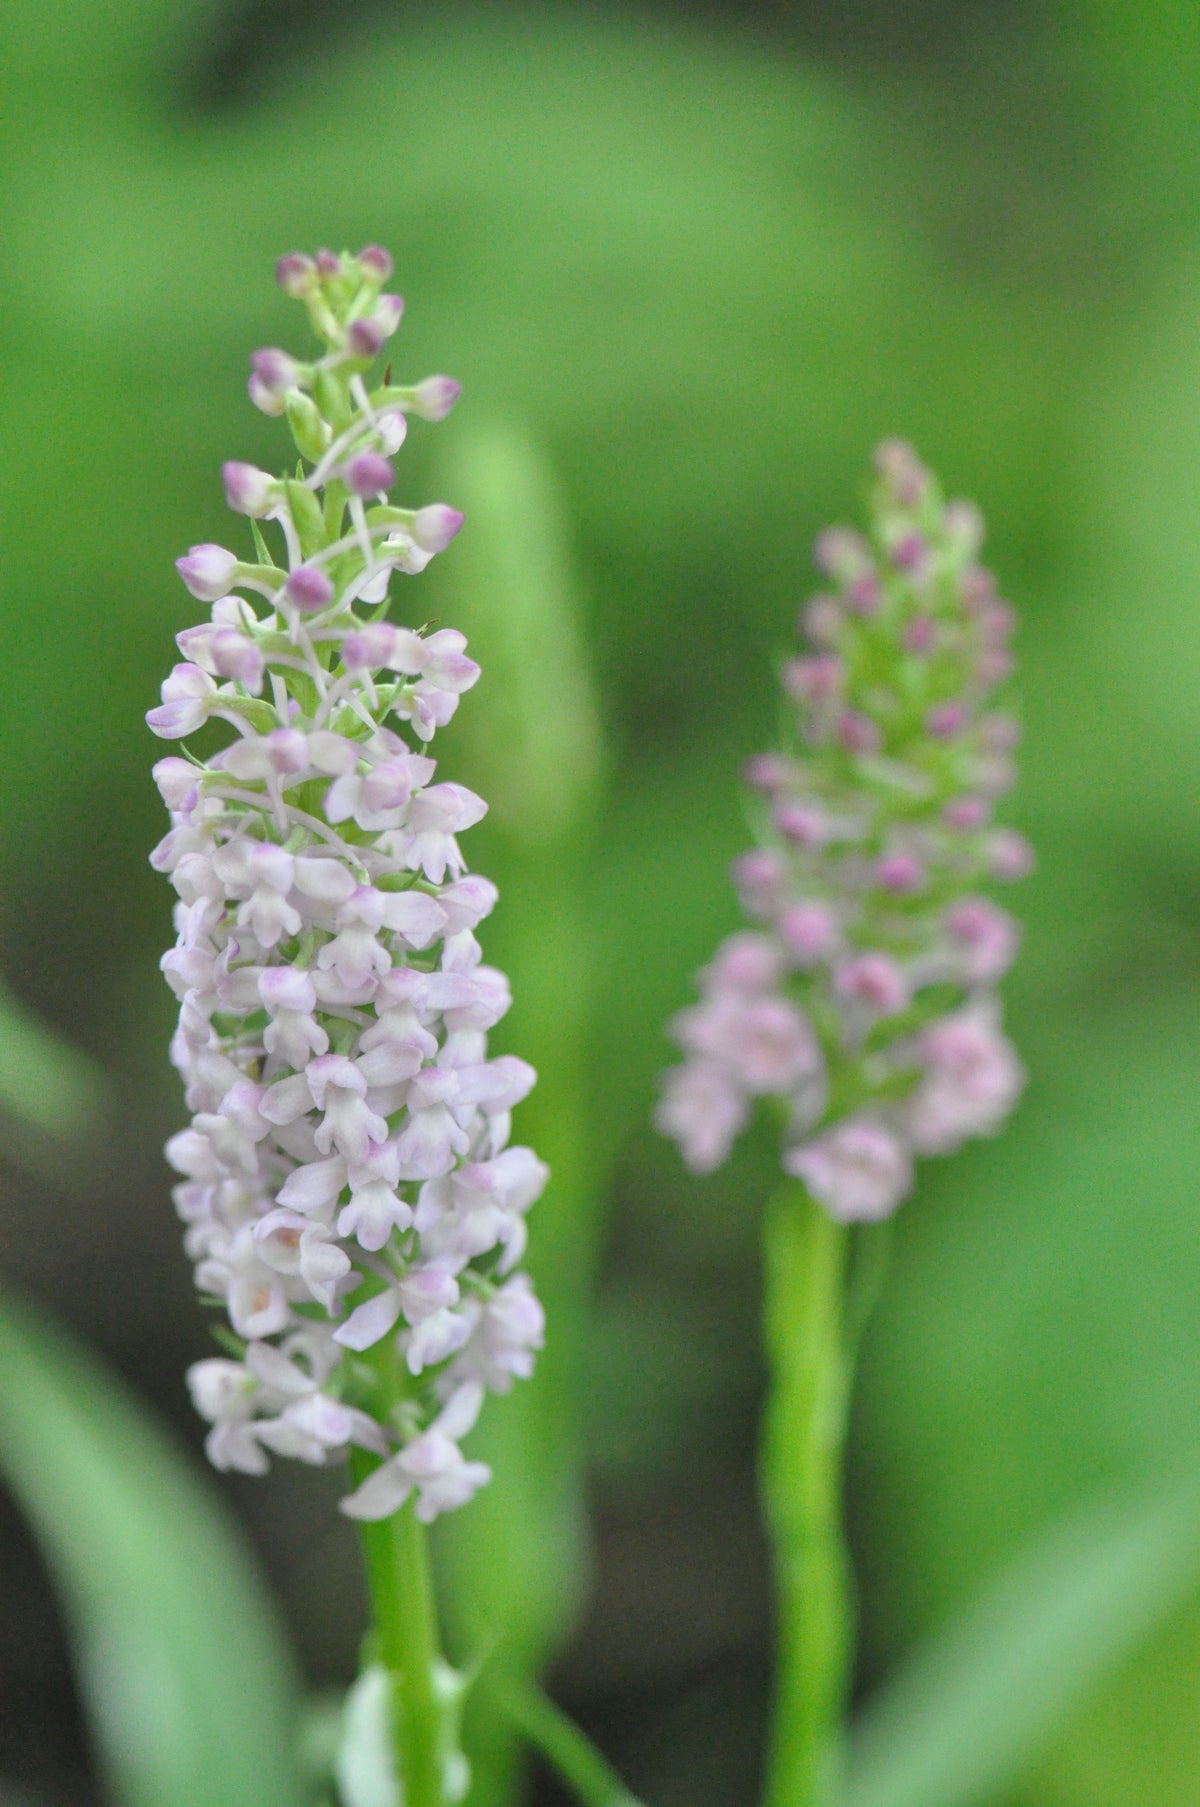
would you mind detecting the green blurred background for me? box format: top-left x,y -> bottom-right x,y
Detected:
3,0 -> 1200,1801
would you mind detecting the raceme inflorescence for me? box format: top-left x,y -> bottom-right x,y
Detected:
148,247 -> 547,1523
657,440 -> 1033,1221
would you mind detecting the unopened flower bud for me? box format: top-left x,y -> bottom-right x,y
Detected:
987,828 -> 1035,881
344,452 -> 395,498
275,253 -> 317,297
177,544 -> 240,602
411,505 -> 465,553
222,462 -> 277,518
357,244 -> 394,282
927,702 -> 969,739
814,527 -> 871,582
836,710 -> 882,755
284,565 -> 334,612
410,375 -> 462,421
944,795 -> 991,832
251,348 -> 299,397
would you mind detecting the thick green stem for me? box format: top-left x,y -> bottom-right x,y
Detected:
350,1454 -> 447,1807
760,1184 -> 853,1807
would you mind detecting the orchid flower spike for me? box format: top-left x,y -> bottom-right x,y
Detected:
149,248 -> 547,1520
657,440 -> 1032,1221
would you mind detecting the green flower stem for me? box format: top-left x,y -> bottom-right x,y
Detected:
349,1461 -> 447,1807
493,1673 -> 645,1807
761,1182 -> 853,1807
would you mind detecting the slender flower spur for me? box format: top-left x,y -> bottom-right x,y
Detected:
657,438 -> 1032,1211
148,247 -> 548,1532
656,441 -> 1033,1807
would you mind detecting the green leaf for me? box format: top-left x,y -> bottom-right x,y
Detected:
843,1475 -> 1200,1807
0,979 -> 107,1145
0,1290 -> 304,1807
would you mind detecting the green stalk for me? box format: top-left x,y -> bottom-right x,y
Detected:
760,1182 -> 853,1807
492,1674 -> 645,1807
349,1458 -> 448,1807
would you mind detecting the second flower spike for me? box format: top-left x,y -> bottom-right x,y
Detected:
657,440 -> 1032,1220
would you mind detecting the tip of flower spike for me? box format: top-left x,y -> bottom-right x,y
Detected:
873,438 -> 932,508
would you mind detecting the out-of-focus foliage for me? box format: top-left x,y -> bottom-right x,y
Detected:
845,1473 -> 1200,1807
0,1291 -> 302,1807
3,0 -> 1200,1802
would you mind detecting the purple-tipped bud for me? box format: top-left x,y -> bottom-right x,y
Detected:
222,461 -> 277,518
153,756 -> 200,811
874,438 -> 930,508
284,565 -> 334,613
814,527 -> 871,583
943,796 -> 991,832
942,499 -> 984,555
961,567 -> 998,612
265,728 -> 310,774
927,702 -> 969,739
732,849 -> 785,918
745,753 -> 788,794
834,953 -> 909,1016
316,249 -> 343,278
347,317 -> 385,359
358,244 -> 394,282
847,573 -> 882,617
979,713 -> 1021,753
344,453 -> 395,498
802,595 -> 843,648
878,852 -> 925,894
776,804 -> 828,849
177,544 -> 239,602
411,506 -> 465,554
904,614 -> 937,655
347,295 -> 404,359
890,531 -> 928,573
987,829 -> 1036,881
248,374 -> 285,417
980,602 -> 1017,647
783,655 -> 843,705
779,903 -> 837,966
275,253 -> 316,297
209,628 -> 265,693
944,899 -> 1020,982
410,375 -> 462,422
836,710 -> 882,756
251,348 -> 299,397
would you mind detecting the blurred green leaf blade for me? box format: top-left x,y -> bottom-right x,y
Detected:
844,1477 -> 1200,1807
0,979 -> 108,1145
0,1289 -> 304,1807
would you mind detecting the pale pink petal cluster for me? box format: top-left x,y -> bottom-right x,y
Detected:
657,442 -> 1031,1220
151,249 -> 546,1518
